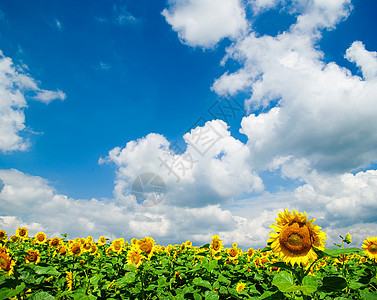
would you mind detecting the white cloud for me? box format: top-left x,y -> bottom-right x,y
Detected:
101,120 -> 263,208
0,51 -> 66,152
162,0 -> 248,48
0,168 -> 270,249
345,41 -> 377,80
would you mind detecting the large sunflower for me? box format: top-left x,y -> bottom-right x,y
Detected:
34,232 -> 47,244
267,209 -> 327,266
16,227 -> 29,240
127,246 -> 145,267
362,237 -> 377,260
210,235 -> 223,253
137,237 -> 155,258
0,252 -> 15,276
25,249 -> 41,265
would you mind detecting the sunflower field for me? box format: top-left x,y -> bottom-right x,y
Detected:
1,209 -> 377,300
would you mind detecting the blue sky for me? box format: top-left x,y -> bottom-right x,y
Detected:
1,0 -> 377,249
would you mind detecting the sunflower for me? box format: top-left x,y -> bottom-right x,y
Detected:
127,246 -> 145,267
267,209 -> 327,266
25,249 -> 41,264
362,237 -> 377,260
0,230 -> 7,240
111,238 -> 124,254
236,282 -> 246,293
137,237 -> 155,258
69,242 -> 82,256
90,244 -> 98,256
49,237 -> 61,248
57,245 -> 66,256
247,248 -> 254,260
0,247 -> 7,255
97,236 -> 107,246
34,232 -> 47,244
16,227 -> 28,240
0,252 -> 15,276
226,247 -> 241,261
210,235 -> 223,253
81,238 -> 93,253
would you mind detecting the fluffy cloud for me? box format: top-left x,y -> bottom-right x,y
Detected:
101,120 -> 263,208
0,51 -> 66,153
209,2 -> 376,173
162,0 -> 248,48
0,168 -> 271,249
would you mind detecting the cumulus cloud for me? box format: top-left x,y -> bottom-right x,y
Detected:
210,2 -> 376,173
345,41 -> 377,80
101,120 -> 263,208
162,0 -> 248,48
0,51 -> 66,152
0,168 -> 271,249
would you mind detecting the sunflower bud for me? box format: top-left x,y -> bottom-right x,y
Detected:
344,233 -> 352,244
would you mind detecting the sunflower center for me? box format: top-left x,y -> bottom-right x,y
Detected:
26,253 -> 37,262
279,222 -> 312,254
19,229 -> 26,236
132,254 -> 140,263
369,244 -> 377,254
213,241 -> 220,251
140,243 -> 151,254
73,246 -> 81,254
38,235 -> 45,241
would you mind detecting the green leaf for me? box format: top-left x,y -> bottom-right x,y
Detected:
0,283 -> 26,300
33,265 -> 60,276
360,290 -> 377,300
115,272 -> 136,287
193,293 -> 202,300
193,277 -> 212,290
319,276 -> 347,292
348,280 -> 366,290
259,290 -> 284,299
219,286 -> 228,294
301,275 -> 318,295
217,274 -> 231,285
31,291 -> 56,300
272,271 -> 300,293
268,262 -> 294,272
204,290 -> 219,300
213,281 -> 220,290
261,245 -> 272,252
324,248 -> 361,257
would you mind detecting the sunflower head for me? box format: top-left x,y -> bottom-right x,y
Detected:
362,237 -> 377,260
16,227 -> 28,239
69,243 -> 82,256
34,232 -> 47,244
210,235 -> 223,253
267,209 -> 327,266
98,236 -> 107,246
236,282 -> 246,293
127,246 -> 145,267
25,249 -> 41,264
111,238 -> 124,253
137,237 -> 155,257
50,237 -> 61,248
0,230 -> 7,240
0,252 -> 15,276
